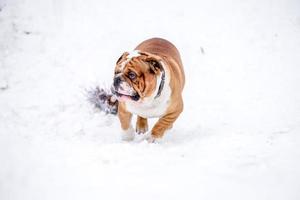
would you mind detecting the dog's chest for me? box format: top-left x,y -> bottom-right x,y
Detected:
126,99 -> 169,118
125,88 -> 171,118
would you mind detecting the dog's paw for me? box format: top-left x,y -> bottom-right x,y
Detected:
136,125 -> 148,135
146,135 -> 156,143
121,126 -> 135,141
145,134 -> 162,143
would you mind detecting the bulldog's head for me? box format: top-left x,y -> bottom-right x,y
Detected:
111,50 -> 164,102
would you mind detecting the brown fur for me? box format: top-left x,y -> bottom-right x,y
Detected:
136,116 -> 148,134
117,38 -> 185,140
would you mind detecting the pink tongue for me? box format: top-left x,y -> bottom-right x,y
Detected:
118,95 -> 131,102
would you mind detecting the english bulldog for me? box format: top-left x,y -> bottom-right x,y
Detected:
111,38 -> 185,142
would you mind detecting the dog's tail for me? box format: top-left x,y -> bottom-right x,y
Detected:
87,86 -> 118,115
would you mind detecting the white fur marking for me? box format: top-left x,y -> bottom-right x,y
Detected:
121,126 -> 135,141
119,81 -> 135,95
127,50 -> 140,59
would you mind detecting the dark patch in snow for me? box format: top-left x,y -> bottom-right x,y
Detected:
86,86 -> 118,115
200,46 -> 205,54
0,81 -> 9,91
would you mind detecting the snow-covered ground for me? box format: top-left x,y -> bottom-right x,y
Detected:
1,0 -> 300,199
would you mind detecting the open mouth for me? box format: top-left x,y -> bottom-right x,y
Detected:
115,91 -> 133,98
111,88 -> 140,101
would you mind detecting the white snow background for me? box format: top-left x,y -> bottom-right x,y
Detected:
0,0 -> 300,199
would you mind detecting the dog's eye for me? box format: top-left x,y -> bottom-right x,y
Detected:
128,71 -> 137,80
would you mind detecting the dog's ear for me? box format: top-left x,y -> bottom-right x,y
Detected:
139,52 -> 163,74
116,52 -> 129,64
146,59 -> 162,74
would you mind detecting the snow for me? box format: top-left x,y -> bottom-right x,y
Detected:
0,0 -> 300,199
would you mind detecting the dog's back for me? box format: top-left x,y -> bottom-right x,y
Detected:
135,38 -> 185,91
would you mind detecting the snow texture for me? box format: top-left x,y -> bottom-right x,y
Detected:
0,0 -> 300,200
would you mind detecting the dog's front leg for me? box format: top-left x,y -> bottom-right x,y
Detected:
118,103 -> 134,141
136,116 -> 148,134
148,112 -> 182,142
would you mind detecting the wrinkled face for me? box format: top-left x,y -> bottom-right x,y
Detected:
111,51 -> 163,102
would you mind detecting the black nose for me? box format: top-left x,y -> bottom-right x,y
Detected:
113,76 -> 122,88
